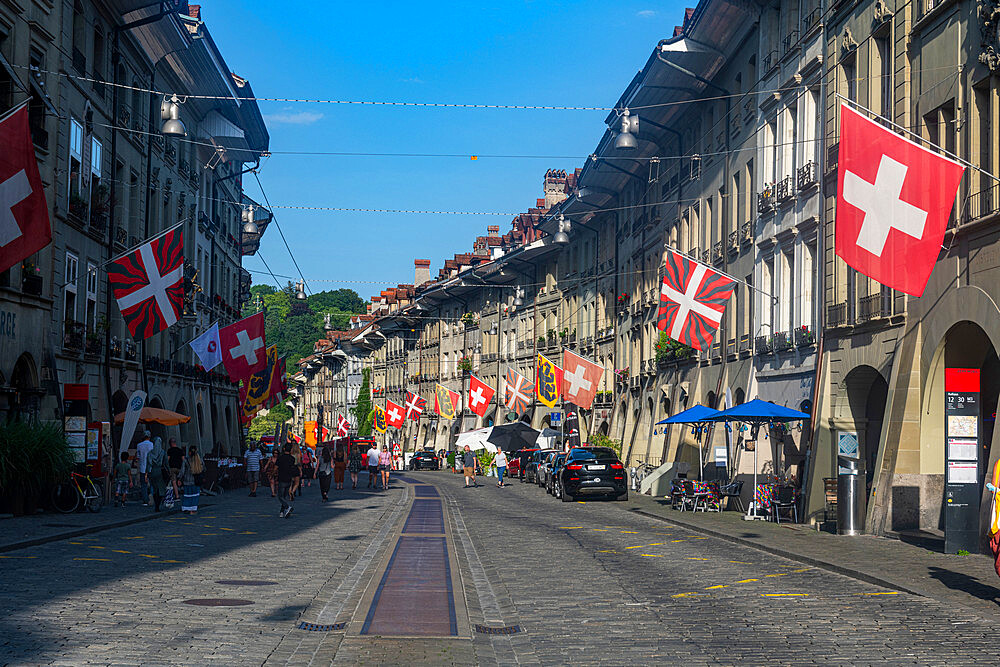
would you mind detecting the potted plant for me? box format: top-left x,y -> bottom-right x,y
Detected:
457,356 -> 472,373
537,335 -> 545,346
558,328 -> 568,340
0,421 -> 75,516
68,194 -> 89,220
85,331 -> 102,356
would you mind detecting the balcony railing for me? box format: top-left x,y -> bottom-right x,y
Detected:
797,161 -> 818,190
794,325 -> 816,347
63,321 -> 85,352
772,331 -> 793,352
782,31 -> 799,56
711,342 -> 722,359
802,6 -> 822,31
827,302 -> 848,327
757,187 -> 775,214
776,176 -> 795,203
755,335 -> 773,355
857,291 -> 892,323
726,338 -> 737,358
963,185 -> 1000,224
739,334 -> 752,354
762,49 -> 778,72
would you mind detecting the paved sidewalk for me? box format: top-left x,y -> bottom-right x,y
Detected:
628,492 -> 1000,621
0,492 -> 223,553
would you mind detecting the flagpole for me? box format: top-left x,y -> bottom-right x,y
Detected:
836,92 -> 999,183
0,99 -> 29,125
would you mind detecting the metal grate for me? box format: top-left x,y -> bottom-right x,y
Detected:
475,624 -> 522,635
298,621 -> 346,632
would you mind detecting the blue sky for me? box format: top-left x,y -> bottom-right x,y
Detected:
205,1 -> 681,298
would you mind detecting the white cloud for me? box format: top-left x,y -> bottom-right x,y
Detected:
637,9 -> 656,17
262,110 -> 324,125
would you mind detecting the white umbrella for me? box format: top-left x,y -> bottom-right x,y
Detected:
456,427 -> 497,453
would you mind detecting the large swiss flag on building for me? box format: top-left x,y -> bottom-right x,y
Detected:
467,374 -> 495,418
385,399 -> 405,429
219,312 -> 267,381
561,349 -> 603,410
836,103 -> 965,296
0,106 -> 51,273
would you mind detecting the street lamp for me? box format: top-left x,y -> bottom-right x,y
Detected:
160,94 -> 187,137
242,205 -> 258,234
553,214 -> 571,245
613,108 -> 638,150
295,281 -> 307,300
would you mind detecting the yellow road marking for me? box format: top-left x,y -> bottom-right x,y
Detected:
765,573 -> 788,577
123,536 -> 144,540
705,585 -> 728,589
200,533 -> 218,536
577,501 -> 586,504
88,546 -> 105,549
559,526 -> 582,530
239,531 -> 256,535
736,579 -> 759,583
729,561 -> 751,564
598,550 -> 619,554
621,530 -> 638,534
164,534 -> 183,537
68,542 -> 83,545
670,539 -> 685,543
219,527 -> 234,531
161,560 -> 185,563
138,554 -> 157,558
112,550 -> 130,554
687,557 -> 710,561
647,543 -> 664,546
790,568 -> 811,573
693,537 -> 710,540
641,554 -> 664,558
591,529 -> 608,532
74,558 -> 110,562
672,592 -> 700,598
762,593 -> 808,597
0,555 -> 37,559
861,591 -> 900,596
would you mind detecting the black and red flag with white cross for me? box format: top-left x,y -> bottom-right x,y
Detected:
656,249 -> 736,352
404,390 -> 426,421
109,227 -> 184,340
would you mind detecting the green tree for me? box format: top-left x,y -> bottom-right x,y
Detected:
353,367 -> 373,437
248,402 -> 292,441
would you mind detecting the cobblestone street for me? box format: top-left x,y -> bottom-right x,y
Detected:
0,472 -> 996,665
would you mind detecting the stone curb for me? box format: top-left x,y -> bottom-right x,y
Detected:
0,501 -> 214,554
629,508 -> 930,600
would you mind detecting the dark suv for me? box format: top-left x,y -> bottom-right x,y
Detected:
408,450 -> 440,470
555,447 -> 627,502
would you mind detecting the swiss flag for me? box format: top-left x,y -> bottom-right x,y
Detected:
0,106 -> 51,274
561,350 -> 604,409
467,374 -> 495,417
219,312 -> 267,381
385,399 -> 405,429
836,103 -> 965,296
657,250 -> 736,351
337,414 -> 349,437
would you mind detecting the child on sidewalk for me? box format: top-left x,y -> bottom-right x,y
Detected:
115,452 -> 133,507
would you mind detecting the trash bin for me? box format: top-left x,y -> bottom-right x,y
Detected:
837,456 -> 861,536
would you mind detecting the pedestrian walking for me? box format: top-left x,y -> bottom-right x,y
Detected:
179,446 -> 203,515
333,442 -> 347,490
276,443 -> 299,518
348,442 -> 363,489
987,458 -> 1000,578
379,444 -> 392,490
301,447 -> 314,489
245,442 -> 263,497
147,437 -> 169,511
494,449 -> 508,488
114,451 -> 133,507
135,431 -> 154,506
263,451 -> 279,497
462,445 -> 479,488
317,446 -> 333,501
166,437 -> 184,498
366,443 -> 380,489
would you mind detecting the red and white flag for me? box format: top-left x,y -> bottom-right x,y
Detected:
561,349 -> 604,409
836,103 -> 965,296
337,414 -> 350,437
385,399 -> 406,429
467,374 -> 495,417
404,390 -> 426,421
219,312 -> 267,381
109,228 -> 184,340
0,105 -> 51,274
657,249 -> 736,351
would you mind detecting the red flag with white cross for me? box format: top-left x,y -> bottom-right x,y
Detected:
561,349 -> 604,409
109,228 -> 185,340
219,312 -> 267,381
836,103 -> 965,296
657,249 -> 736,351
385,399 -> 405,429
0,105 -> 51,274
404,390 -> 426,421
337,414 -> 350,437
467,374 -> 495,418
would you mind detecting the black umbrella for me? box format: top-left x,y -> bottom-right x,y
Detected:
487,421 -> 541,453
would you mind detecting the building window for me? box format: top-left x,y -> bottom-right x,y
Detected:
68,119 -> 84,201
64,252 -> 79,324
86,262 -> 97,332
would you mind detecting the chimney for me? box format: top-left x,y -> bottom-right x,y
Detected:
414,259 -> 431,286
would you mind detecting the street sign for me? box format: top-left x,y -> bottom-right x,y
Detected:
944,368 -> 981,554
550,411 -> 561,425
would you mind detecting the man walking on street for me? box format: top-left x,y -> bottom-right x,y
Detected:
136,431 -> 154,506
367,443 -> 380,489
166,438 -> 184,499
277,444 -> 298,518
245,442 -> 263,497
462,445 -> 479,488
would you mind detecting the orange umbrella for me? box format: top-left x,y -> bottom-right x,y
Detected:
113,406 -> 191,425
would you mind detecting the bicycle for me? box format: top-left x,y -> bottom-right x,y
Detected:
51,471 -> 104,513
629,461 -> 657,491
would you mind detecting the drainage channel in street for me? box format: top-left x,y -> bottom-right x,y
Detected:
356,483 -> 466,638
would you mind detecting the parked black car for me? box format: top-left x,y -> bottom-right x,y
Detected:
409,450 -> 440,470
512,448 -> 539,481
546,454 -> 567,496
536,451 -> 560,489
554,446 -> 627,502
524,449 -> 557,485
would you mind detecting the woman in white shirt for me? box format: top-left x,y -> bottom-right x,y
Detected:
494,450 -> 508,488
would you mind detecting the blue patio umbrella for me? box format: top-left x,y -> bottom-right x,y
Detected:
655,405 -> 720,481
705,399 -> 810,520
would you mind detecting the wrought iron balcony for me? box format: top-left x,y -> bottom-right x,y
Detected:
757,188 -> 775,215
762,49 -> 777,72
755,335 -> 773,354
857,292 -> 891,323
797,161 -> 818,190
776,176 -> 795,203
827,302 -> 848,327
794,325 -> 815,347
782,31 -> 799,56
772,331 -> 793,352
